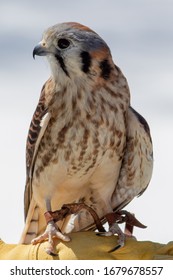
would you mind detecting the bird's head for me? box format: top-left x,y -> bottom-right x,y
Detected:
33,22 -> 116,85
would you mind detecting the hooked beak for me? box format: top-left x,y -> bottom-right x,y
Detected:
33,43 -> 50,59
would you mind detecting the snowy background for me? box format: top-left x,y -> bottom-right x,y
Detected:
0,0 -> 173,245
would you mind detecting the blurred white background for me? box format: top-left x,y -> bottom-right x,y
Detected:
0,0 -> 172,245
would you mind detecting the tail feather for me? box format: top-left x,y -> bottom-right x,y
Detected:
19,198 -> 42,244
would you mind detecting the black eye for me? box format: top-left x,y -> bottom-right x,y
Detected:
58,38 -> 70,49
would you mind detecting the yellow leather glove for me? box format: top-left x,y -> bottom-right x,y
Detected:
1,232 -> 173,260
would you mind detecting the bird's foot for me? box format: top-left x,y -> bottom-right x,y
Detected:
31,220 -> 70,255
31,203 -> 104,255
97,221 -> 125,252
97,211 -> 146,252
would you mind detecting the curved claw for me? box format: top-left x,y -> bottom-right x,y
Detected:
96,231 -> 113,237
108,244 -> 122,253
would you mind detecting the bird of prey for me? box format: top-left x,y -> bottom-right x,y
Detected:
20,22 -> 153,255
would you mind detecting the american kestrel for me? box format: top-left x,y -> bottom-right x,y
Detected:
20,22 -> 153,255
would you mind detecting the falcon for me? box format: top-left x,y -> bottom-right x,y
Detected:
20,22 -> 153,255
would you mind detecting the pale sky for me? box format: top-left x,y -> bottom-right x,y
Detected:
0,0 -> 173,245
